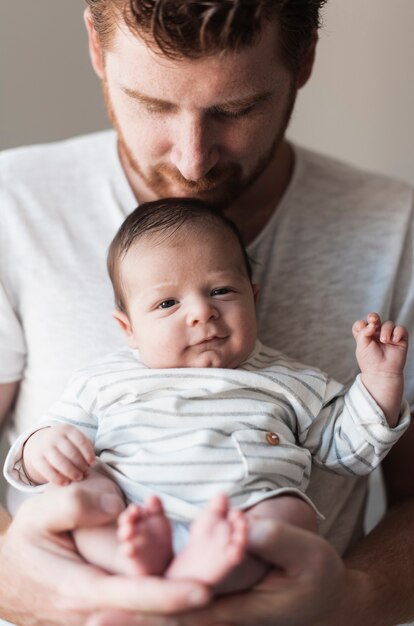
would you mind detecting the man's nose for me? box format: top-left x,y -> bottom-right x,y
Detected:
186,298 -> 219,326
169,113 -> 220,181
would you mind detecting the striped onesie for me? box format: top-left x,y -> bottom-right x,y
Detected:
5,340 -> 410,522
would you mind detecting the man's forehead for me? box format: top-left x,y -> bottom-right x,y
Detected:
106,18 -> 288,99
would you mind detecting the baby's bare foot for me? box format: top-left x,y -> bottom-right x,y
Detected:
116,495 -> 172,575
166,493 -> 247,586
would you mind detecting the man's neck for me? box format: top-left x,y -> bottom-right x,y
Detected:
224,140 -> 294,245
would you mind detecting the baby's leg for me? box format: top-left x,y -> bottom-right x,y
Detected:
166,493 -> 248,588
215,495 -> 318,593
248,494 -> 318,533
71,472 -> 172,575
117,495 -> 173,575
167,494 -> 317,594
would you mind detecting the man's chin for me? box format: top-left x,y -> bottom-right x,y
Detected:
151,182 -> 241,210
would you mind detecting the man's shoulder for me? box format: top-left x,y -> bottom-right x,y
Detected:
0,130 -> 116,183
293,144 -> 413,203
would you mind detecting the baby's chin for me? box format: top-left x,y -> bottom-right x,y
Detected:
144,346 -> 247,369
182,350 -> 243,369
147,352 -> 239,369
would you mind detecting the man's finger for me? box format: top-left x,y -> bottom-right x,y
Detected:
14,485 -> 124,537
85,576 -> 210,613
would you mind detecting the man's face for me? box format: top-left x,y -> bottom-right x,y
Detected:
88,16 -> 302,208
115,227 -> 258,369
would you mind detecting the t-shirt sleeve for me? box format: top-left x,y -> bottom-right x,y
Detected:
390,190 -> 414,411
0,277 -> 26,383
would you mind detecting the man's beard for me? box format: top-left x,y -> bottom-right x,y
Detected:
103,80 -> 296,210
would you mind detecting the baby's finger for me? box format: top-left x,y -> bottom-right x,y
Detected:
65,428 -> 96,464
379,320 -> 396,343
367,312 -> 381,326
44,447 -> 85,482
57,437 -> 94,473
392,324 -> 409,345
34,457 -> 72,486
352,319 -> 367,338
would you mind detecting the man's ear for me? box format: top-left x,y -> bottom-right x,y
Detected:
84,7 -> 105,79
112,310 -> 137,348
252,283 -> 260,304
296,31 -> 318,89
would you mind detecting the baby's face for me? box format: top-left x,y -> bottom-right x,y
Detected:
117,227 -> 257,369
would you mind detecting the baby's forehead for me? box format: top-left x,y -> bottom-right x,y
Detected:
121,221 -> 248,277
128,220 -> 239,253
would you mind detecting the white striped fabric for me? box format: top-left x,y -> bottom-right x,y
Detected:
4,341 -> 410,522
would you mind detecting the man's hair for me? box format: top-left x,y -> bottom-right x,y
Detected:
107,197 -> 253,312
85,0 -> 327,73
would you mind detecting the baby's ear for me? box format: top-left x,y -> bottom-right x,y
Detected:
252,283 -> 260,304
112,310 -> 137,348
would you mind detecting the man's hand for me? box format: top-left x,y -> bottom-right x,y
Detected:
84,519 -> 346,626
22,424 -> 96,485
0,487 -> 210,626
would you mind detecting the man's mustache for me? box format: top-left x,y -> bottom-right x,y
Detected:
153,162 -> 242,192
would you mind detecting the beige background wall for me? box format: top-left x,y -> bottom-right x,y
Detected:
1,0 -> 413,185
1,1 -> 413,528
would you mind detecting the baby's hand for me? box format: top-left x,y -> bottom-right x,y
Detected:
22,424 -> 96,486
352,312 -> 408,377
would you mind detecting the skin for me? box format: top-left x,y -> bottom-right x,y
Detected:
82,9 -> 414,625
84,11 -> 315,243
113,227 -> 258,369
0,480 -> 211,626
1,7 -> 414,626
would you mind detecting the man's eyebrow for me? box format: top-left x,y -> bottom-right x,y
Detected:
213,91 -> 274,111
121,87 -> 170,106
121,86 -> 274,110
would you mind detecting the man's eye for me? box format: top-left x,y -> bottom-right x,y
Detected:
159,299 -> 177,309
211,288 -> 230,296
212,105 -> 256,120
144,103 -> 173,115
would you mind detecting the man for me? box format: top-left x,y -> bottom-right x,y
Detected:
1,1 -> 413,625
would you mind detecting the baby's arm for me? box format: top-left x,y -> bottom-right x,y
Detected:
352,312 -> 408,427
22,424 -> 96,486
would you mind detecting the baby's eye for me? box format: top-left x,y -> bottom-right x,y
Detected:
158,299 -> 177,309
211,287 -> 231,296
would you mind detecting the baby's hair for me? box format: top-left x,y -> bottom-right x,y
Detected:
107,197 -> 253,312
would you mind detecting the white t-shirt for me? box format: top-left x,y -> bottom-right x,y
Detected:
1,130 -> 413,555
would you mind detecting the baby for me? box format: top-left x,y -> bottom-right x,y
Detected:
5,198 -> 410,593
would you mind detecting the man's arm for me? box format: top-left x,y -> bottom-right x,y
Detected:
0,382 -> 19,428
335,418 -> 414,625
0,506 -> 11,533
0,484 -> 210,626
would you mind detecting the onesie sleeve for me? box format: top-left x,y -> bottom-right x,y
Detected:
3,373 -> 99,492
298,374 -> 411,476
